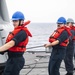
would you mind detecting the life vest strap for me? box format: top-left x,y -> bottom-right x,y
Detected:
17,46 -> 26,48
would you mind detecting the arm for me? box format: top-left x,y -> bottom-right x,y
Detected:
44,30 -> 69,48
0,40 -> 15,52
0,30 -> 27,52
44,40 -> 59,48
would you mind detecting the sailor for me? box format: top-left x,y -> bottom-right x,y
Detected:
0,11 -> 32,75
44,17 -> 72,75
64,18 -> 75,75
73,23 -> 75,70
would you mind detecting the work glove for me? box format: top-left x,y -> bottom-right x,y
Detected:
0,52 -> 5,55
0,50 -> 8,55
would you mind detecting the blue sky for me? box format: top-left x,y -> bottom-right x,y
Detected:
6,0 -> 75,23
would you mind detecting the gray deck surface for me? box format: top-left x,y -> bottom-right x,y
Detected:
20,52 -> 75,75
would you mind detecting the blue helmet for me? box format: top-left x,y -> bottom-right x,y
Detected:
57,17 -> 66,24
12,11 -> 25,20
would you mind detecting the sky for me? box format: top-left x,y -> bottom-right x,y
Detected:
6,0 -> 75,23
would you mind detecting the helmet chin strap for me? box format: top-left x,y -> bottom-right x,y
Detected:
18,19 -> 24,26
18,20 -> 22,26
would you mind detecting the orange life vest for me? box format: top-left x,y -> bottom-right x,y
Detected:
49,26 -> 71,47
71,26 -> 75,41
6,21 -> 32,52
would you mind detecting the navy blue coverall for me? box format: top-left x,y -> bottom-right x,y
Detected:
64,29 -> 74,74
48,30 -> 69,75
3,30 -> 27,75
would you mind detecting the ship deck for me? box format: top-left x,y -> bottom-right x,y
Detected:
20,52 -> 75,75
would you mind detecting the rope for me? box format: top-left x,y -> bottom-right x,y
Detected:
26,45 -> 44,49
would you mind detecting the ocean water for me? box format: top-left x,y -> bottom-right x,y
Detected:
26,23 -> 57,51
